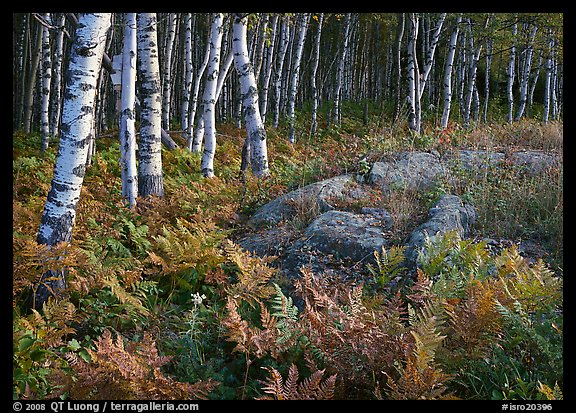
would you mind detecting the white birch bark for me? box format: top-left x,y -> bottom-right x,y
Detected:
333,13 -> 351,126
272,16 -> 290,129
440,14 -> 461,128
483,36 -> 493,123
200,13 -> 224,178
181,14 -> 193,139
418,13 -> 446,101
288,13 -> 309,143
515,24 -> 537,121
310,13 -> 324,135
543,36 -> 553,124
506,21 -> 518,124
50,13 -> 66,138
161,13 -> 177,130
259,14 -> 279,124
232,13 -> 269,177
35,13 -> 111,308
24,21 -> 43,134
137,13 -> 164,197
462,18 -> 484,128
528,51 -> 542,117
188,34 -> 211,151
406,13 -> 421,134
40,13 -> 52,152
119,13 -> 138,209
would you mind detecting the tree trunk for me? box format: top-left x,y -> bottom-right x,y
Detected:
136,13 -> 164,197
418,13 -> 446,101
200,13 -> 224,178
440,14 -> 461,128
50,13 -> 66,138
161,13 -> 177,130
188,28 -> 211,152
23,19 -> 43,134
506,21 -> 518,124
515,24 -> 537,121
40,13 -> 52,152
333,13 -> 351,126
119,13 -> 138,209
288,13 -> 309,143
34,13 -> 111,309
310,13 -> 324,135
272,16 -> 291,129
259,14 -> 279,124
232,13 -> 269,177
181,13 -> 193,140
406,13 -> 421,134
393,13 -> 405,123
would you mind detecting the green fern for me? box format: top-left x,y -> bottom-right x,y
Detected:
367,245 -> 408,288
270,283 -> 300,345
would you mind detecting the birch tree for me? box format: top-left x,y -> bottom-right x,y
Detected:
287,13 -> 309,143
406,13 -> 421,134
333,13 -> 351,126
161,13 -> 177,130
310,13 -> 324,135
39,13 -> 52,152
200,13 -> 224,178
441,14 -> 461,128
181,14 -> 193,141
393,13 -> 405,122
232,13 -> 269,177
136,13 -> 164,197
50,13 -> 66,138
188,27 -> 211,152
119,13 -> 138,209
506,21 -> 518,124
34,13 -> 111,309
272,16 -> 290,129
259,14 -> 279,124
515,23 -> 538,121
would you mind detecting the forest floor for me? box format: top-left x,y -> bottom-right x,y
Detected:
13,115 -> 563,400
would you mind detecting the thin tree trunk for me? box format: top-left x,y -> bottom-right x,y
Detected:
161,13 -> 177,130
407,13 -> 421,134
119,13 -> 138,209
23,20 -> 43,134
137,13 -> 164,197
50,13 -> 66,138
259,14 -> 279,124
310,13 -> 324,135
515,24 -> 537,121
288,13 -> 309,143
188,30 -> 211,152
40,13 -> 52,152
506,21 -> 518,124
333,13 -> 351,126
181,14 -> 193,140
34,13 -> 111,309
393,13 -> 405,122
200,13 -> 224,178
272,16 -> 290,128
418,13 -> 446,101
232,13 -> 269,177
440,14 -> 461,128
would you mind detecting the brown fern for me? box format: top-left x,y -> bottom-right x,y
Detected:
53,329 -> 218,400
258,364 -> 336,400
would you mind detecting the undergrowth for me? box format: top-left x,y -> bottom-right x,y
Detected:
13,114 -> 562,400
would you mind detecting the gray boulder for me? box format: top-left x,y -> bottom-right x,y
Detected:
247,174 -> 357,229
368,151 -> 446,191
509,150 -> 560,174
282,210 -> 392,277
442,149 -> 505,171
405,194 -> 476,265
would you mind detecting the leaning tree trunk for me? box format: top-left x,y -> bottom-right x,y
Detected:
333,13 -> 351,127
161,13 -> 177,130
40,13 -> 52,152
119,13 -> 138,209
440,14 -> 461,128
515,24 -> 537,121
136,13 -> 164,197
287,13 -> 309,143
188,29 -> 211,152
232,13 -> 269,177
34,13 -> 111,309
200,13 -> 224,178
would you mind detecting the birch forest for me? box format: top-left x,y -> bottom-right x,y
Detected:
13,12 -> 563,402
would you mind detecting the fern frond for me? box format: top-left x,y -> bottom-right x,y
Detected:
258,364 -> 336,400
